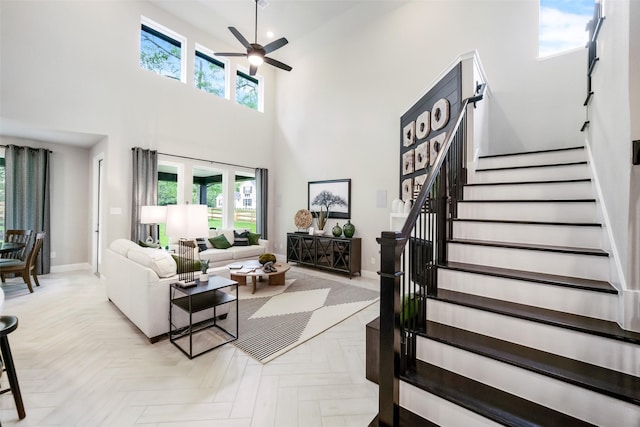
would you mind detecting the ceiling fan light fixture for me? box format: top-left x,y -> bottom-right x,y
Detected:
248,53 -> 264,66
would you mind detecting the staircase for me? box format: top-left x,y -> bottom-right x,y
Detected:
384,146 -> 640,425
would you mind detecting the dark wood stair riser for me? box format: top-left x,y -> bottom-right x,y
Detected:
403,361 -> 596,426
420,321 -> 640,405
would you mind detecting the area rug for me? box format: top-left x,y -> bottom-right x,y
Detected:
230,271 -> 379,363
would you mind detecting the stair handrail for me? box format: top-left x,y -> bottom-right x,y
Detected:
400,84 -> 485,239
375,81 -> 486,427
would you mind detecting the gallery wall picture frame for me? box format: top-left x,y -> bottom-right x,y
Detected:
308,179 -> 351,220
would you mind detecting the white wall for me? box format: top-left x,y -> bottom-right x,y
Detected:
2,1 -> 604,278
273,0 -> 586,275
0,136 -> 90,268
0,1 -> 277,257
629,0 -> 640,293
587,0 -> 634,290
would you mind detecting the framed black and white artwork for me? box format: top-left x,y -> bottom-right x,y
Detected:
308,179 -> 351,219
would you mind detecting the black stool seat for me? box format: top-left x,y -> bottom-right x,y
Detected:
0,315 -> 25,420
0,316 -> 18,336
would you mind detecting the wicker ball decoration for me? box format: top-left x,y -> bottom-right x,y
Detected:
294,209 -> 313,229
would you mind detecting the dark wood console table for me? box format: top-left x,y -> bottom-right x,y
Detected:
286,233 -> 361,278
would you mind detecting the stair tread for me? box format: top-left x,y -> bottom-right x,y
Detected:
439,262 -> 617,294
476,160 -> 588,172
448,238 -> 609,256
403,361 -> 595,427
431,289 -> 640,344
452,218 -> 602,227
421,321 -> 640,404
464,178 -> 591,187
478,146 -> 585,159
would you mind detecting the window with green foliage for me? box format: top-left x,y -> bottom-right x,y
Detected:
195,48 -> 226,98
140,19 -> 184,81
236,70 -> 260,111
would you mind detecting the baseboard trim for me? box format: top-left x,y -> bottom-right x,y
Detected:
50,262 -> 92,273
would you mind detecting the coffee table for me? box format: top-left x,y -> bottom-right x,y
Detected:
229,260 -> 291,294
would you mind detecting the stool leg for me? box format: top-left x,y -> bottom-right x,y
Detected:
0,336 -> 25,419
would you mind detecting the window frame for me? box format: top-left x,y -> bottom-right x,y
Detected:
236,66 -> 264,112
194,44 -> 230,99
140,16 -> 187,83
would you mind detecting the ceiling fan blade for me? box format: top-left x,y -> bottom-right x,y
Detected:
214,52 -> 247,57
228,26 -> 251,49
249,64 -> 258,76
263,37 -> 289,54
264,56 -> 292,72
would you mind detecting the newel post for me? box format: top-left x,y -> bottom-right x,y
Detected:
376,231 -> 406,427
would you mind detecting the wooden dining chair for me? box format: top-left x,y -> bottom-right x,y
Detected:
1,230 -> 33,261
0,232 -> 46,293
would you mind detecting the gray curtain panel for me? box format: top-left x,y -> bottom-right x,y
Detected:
131,147 -> 158,242
5,144 -> 51,274
255,167 -> 268,239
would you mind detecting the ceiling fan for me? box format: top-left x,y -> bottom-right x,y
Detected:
215,0 -> 292,76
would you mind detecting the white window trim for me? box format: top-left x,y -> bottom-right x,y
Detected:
141,16 -> 187,83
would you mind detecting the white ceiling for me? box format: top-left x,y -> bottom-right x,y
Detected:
0,0 -> 370,147
150,0 -> 368,58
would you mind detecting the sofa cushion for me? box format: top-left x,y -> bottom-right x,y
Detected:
230,245 -> 266,259
209,234 -> 232,249
248,232 -> 261,246
127,248 -> 177,278
233,230 -> 250,246
110,239 -> 142,257
198,248 -> 235,263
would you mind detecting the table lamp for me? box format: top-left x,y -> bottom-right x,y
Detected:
165,204 -> 209,286
140,205 -> 167,244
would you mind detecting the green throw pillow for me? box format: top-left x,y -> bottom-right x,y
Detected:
248,232 -> 261,246
209,234 -> 232,249
170,255 -> 201,274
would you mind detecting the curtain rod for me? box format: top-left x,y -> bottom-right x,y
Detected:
132,147 -> 258,170
0,144 -> 53,153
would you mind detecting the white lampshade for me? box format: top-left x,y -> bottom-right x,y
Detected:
165,204 -> 209,239
140,205 -> 167,224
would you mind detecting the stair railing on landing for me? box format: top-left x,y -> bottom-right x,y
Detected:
374,83 -> 486,426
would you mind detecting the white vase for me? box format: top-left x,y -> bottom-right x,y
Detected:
391,199 -> 403,213
403,200 -> 413,213
199,273 -> 209,282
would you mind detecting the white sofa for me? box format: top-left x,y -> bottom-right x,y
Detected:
104,239 -> 233,342
191,229 -> 269,267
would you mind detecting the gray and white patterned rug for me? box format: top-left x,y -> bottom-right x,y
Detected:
228,271 -> 379,363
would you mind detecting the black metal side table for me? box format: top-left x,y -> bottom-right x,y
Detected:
169,276 -> 238,359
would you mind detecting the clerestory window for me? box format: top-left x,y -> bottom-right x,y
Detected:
195,46 -> 228,98
140,17 -> 186,82
539,0 -> 592,58
236,69 -> 262,111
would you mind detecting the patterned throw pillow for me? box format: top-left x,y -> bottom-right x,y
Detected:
209,234 -> 232,249
233,230 -> 250,246
248,232 -> 261,246
195,237 -> 208,251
